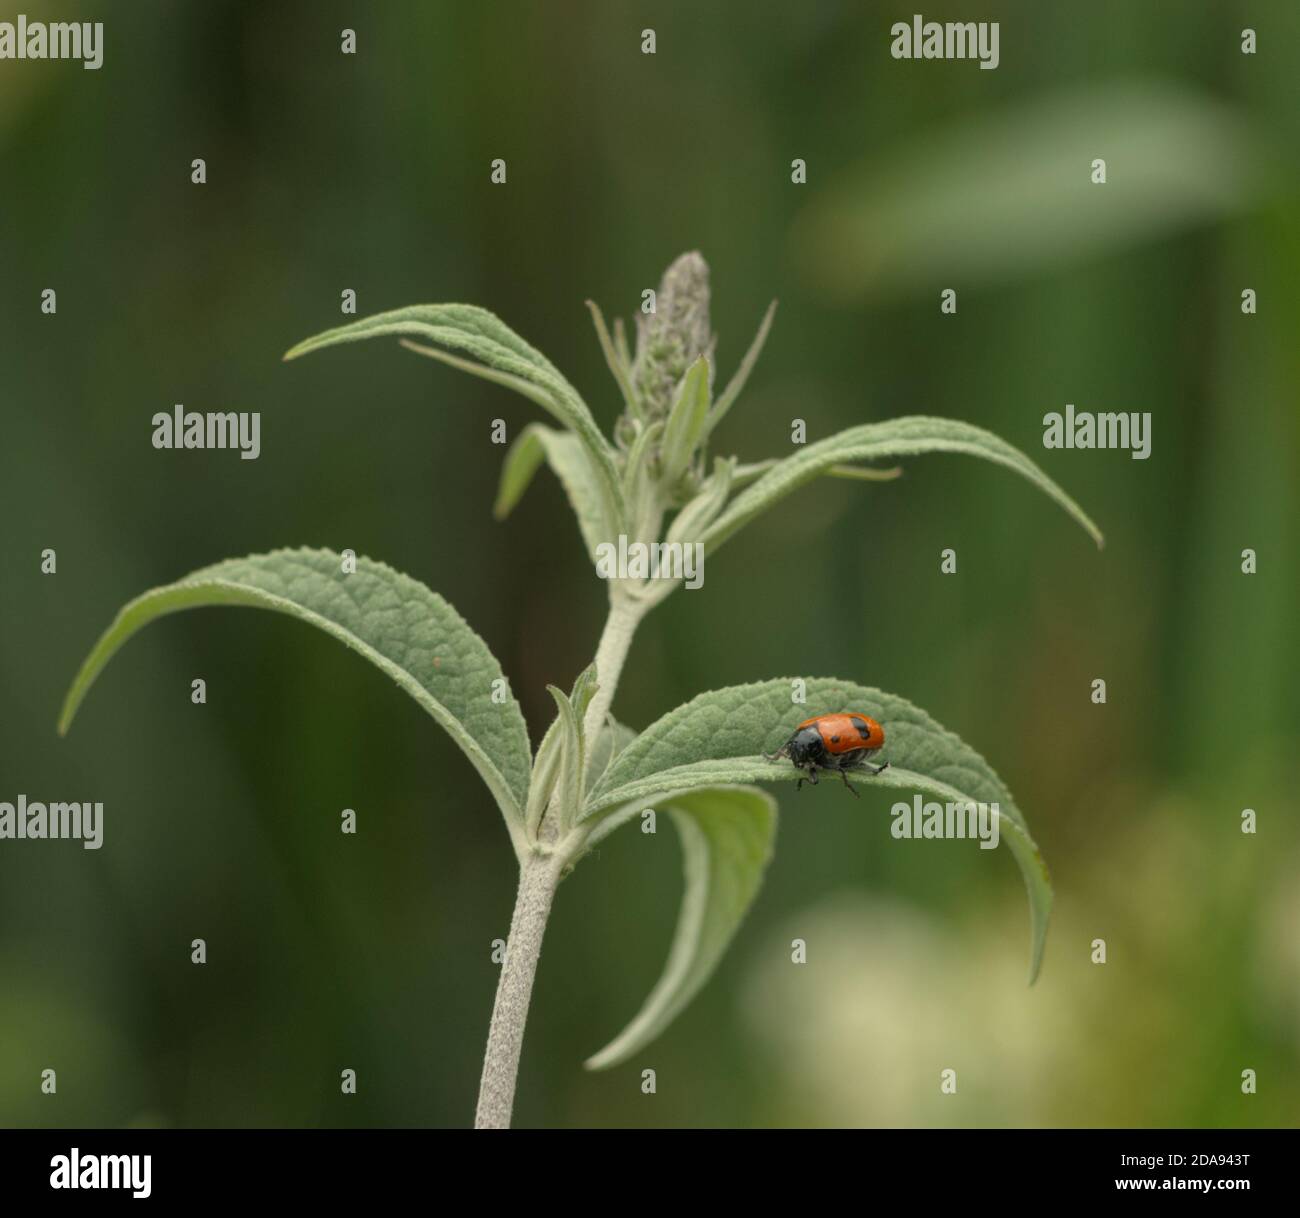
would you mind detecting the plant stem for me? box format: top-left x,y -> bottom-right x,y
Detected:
474,851 -> 563,1129
475,591 -> 643,1126
582,591 -> 644,752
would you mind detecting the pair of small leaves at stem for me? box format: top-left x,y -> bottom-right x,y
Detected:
60,293 -> 1100,1070
527,663 -> 599,842
58,549 -> 1050,1071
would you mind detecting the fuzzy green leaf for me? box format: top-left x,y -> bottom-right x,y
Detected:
586,717 -> 638,786
612,317 -> 632,372
659,356 -> 712,486
58,548 -> 532,844
546,685 -> 586,835
705,299 -> 777,437
586,300 -> 640,418
621,419 -> 666,542
587,677 -> 1052,984
284,304 -> 625,534
824,463 -> 904,482
704,415 -> 1103,555
666,457 -> 734,548
730,458 -> 777,487
528,665 -> 600,837
584,784 -> 776,1070
493,424 -> 549,519
525,717 -> 565,840
494,423 -> 611,558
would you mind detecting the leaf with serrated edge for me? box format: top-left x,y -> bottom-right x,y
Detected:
59,548 -> 532,846
284,304 -> 625,535
495,423 -> 611,558
587,677 -> 1052,983
584,784 -> 776,1070
705,415 -> 1103,555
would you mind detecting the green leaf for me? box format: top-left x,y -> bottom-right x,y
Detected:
705,299 -> 777,437
824,463 -> 904,482
284,304 -> 625,534
731,458 -> 777,487
621,418 -> 666,541
529,665 -> 600,837
525,717 -> 565,840
665,457 -> 734,548
704,416 -> 1103,555
583,784 -> 776,1070
793,82 -> 1273,300
612,317 -> 632,372
586,717 -> 637,786
567,663 -> 600,723
546,685 -> 586,835
659,356 -> 712,486
586,300 -> 640,419
731,458 -> 902,489
494,423 -> 611,559
588,677 -> 1053,985
493,424 -> 549,518
59,548 -> 533,848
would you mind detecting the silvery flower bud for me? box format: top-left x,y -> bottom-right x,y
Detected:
631,252 -> 713,422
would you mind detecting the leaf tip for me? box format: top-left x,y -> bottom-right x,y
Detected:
582,1047 -> 616,1072
56,684 -> 82,737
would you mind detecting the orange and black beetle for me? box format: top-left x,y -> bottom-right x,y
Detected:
765,712 -> 889,797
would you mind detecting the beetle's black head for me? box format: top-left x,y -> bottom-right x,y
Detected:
786,725 -> 827,768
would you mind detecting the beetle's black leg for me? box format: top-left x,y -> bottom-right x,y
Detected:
796,775 -> 805,791
806,767 -> 818,786
838,769 -> 860,798
869,761 -> 890,775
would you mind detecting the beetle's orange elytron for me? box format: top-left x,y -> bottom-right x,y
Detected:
765,712 -> 889,797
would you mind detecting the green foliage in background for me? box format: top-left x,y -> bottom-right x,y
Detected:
1,0 -> 1296,1129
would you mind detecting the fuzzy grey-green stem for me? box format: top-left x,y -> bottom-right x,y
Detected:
474,852 -> 563,1128
582,593 -> 645,757
475,593 -> 644,1126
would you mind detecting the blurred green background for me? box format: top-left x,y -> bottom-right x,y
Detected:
2,0 -> 1296,1128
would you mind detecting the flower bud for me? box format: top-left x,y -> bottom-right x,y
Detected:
631,252 -> 713,421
